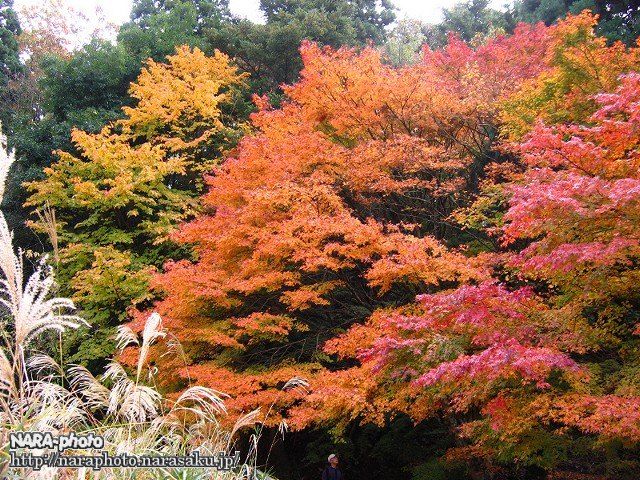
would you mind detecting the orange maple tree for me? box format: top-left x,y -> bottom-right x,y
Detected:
141,21 -> 551,422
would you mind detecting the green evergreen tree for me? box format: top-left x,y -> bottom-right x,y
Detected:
209,0 -> 396,93
0,0 -> 22,127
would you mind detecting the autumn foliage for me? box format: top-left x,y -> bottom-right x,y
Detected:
143,20 -> 560,417
500,11 -> 640,141
25,46 -> 246,363
25,8 -> 640,478
128,12 -> 640,477
310,14 -> 640,476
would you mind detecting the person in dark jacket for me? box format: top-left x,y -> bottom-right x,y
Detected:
322,454 -> 343,480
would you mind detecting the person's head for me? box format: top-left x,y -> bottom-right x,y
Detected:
328,454 -> 338,467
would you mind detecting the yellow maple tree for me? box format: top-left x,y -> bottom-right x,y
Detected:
24,46 -> 247,364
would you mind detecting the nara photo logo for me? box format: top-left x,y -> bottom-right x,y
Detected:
10,432 -> 104,452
